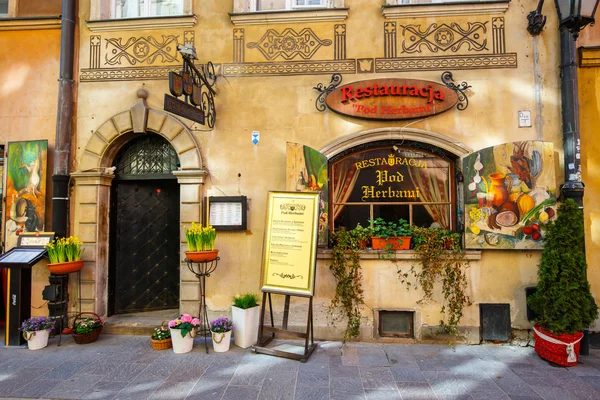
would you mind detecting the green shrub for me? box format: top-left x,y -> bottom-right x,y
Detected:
232,293 -> 260,309
527,199 -> 598,334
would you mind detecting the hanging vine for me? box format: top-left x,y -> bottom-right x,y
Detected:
328,229 -> 365,342
399,227 -> 472,335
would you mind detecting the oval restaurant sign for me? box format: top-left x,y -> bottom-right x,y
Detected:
325,78 -> 458,120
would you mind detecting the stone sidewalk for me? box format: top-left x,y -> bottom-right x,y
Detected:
1,333 -> 600,400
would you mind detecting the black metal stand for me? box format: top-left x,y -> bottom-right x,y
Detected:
252,292 -> 316,363
185,257 -> 219,353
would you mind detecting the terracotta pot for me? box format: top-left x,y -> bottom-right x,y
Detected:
185,250 -> 219,262
47,260 -> 84,274
371,237 -> 411,251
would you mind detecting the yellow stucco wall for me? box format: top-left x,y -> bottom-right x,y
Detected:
578,23 -> 600,326
0,28 -> 60,317
71,0 -> 578,340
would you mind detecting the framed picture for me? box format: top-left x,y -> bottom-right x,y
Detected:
205,196 -> 247,231
260,191 -> 320,297
4,140 -> 48,251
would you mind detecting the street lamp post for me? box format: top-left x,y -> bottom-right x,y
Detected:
527,0 -> 600,206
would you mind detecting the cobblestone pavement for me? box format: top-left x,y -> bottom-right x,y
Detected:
1,334 -> 600,400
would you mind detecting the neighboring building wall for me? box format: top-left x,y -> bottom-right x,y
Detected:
0,23 -> 61,316
73,0 -> 572,341
577,22 -> 600,331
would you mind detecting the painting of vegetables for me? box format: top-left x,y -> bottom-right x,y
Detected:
462,141 -> 556,249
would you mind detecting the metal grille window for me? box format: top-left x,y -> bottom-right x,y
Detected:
114,135 -> 179,180
330,143 -> 456,230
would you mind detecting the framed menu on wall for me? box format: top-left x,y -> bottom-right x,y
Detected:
205,196 -> 247,231
260,191 -> 319,297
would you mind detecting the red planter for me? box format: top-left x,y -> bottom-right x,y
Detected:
185,250 -> 219,262
533,324 -> 583,367
47,260 -> 84,274
371,236 -> 411,251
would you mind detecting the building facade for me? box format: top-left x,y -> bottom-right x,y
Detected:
4,0 -> 597,343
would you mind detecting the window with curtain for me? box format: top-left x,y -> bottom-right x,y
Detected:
114,0 -> 183,18
330,144 -> 456,231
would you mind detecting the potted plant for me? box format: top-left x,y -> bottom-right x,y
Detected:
527,199 -> 598,367
185,223 -> 218,262
168,314 -> 200,354
231,293 -> 260,348
210,317 -> 233,352
150,321 -> 172,351
401,226 -> 471,335
352,223 -> 373,249
71,313 -> 104,344
20,316 -> 55,350
328,228 -> 365,342
45,236 -> 85,274
368,218 -> 413,251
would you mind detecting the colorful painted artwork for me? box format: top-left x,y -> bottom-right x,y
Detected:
286,142 -> 329,246
4,140 -> 48,251
462,141 -> 556,250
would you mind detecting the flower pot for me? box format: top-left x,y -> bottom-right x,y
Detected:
23,330 -> 49,350
150,338 -> 172,351
170,328 -> 194,354
533,324 -> 584,367
185,250 -> 219,262
232,305 -> 260,348
47,260 -> 84,274
371,236 -> 411,251
72,327 -> 102,344
211,330 -> 232,352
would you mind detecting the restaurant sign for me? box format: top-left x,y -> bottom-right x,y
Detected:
315,72 -> 470,120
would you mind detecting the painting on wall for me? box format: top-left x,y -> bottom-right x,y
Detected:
4,140 -> 48,251
286,142 -> 329,246
462,141 -> 556,250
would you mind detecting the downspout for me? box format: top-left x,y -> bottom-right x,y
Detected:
559,27 -> 585,205
52,0 -> 76,239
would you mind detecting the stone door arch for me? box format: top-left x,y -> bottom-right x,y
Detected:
71,89 -> 207,317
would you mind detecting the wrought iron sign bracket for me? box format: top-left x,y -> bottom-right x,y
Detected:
164,44 -> 217,128
441,71 -> 471,111
314,73 -> 342,112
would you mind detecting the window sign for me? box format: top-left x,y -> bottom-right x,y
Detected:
331,146 -> 453,230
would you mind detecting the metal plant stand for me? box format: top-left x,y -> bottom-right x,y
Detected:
185,257 -> 219,353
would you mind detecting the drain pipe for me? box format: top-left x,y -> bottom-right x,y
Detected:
52,0 -> 76,239
559,27 -> 584,205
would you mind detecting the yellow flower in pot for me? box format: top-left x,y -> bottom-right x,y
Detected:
185,223 -> 218,262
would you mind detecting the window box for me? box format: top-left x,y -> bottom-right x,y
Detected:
371,236 -> 411,251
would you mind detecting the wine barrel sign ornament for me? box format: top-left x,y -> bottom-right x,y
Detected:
325,78 -> 459,120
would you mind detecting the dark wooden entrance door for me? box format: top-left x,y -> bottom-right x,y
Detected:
109,179 -> 180,314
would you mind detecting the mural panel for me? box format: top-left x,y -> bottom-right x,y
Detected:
463,141 -> 556,250
4,140 -> 48,251
286,142 -> 329,246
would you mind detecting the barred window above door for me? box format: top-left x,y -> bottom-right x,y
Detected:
114,135 -> 179,180
330,143 -> 456,231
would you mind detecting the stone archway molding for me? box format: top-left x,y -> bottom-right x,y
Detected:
320,127 -> 473,159
79,88 -> 203,172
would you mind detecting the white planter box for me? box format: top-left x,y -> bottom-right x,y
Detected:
232,305 -> 260,348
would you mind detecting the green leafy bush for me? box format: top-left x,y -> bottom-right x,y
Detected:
368,218 -> 413,238
232,293 -> 260,309
527,199 -> 598,334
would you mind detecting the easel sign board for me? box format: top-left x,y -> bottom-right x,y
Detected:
260,191 -> 319,297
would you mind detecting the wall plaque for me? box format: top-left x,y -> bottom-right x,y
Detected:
260,191 -> 319,297
324,78 -> 459,120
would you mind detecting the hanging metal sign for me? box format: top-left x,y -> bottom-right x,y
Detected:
314,71 -> 470,120
164,44 -> 217,128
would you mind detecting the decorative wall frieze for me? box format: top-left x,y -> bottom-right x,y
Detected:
400,22 -> 488,54
246,28 -> 332,60
81,30 -> 195,82
375,54 -> 517,72
222,60 -> 355,77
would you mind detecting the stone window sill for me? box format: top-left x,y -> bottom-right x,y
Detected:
317,249 -> 482,261
86,14 -> 196,32
229,8 -> 349,26
0,16 -> 61,31
381,1 -> 510,18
